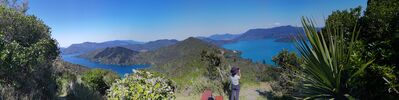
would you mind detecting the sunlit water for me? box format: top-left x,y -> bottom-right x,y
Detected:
222,39 -> 298,65
61,54 -> 149,76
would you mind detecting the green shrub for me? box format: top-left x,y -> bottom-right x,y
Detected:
55,70 -> 104,100
270,49 -> 303,98
107,70 -> 176,100
56,72 -> 77,96
295,17 -> 374,99
0,5 -> 59,99
66,83 -> 103,100
200,48 -> 232,96
81,69 -> 120,95
319,0 -> 399,99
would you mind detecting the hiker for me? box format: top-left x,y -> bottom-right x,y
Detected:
230,67 -> 241,100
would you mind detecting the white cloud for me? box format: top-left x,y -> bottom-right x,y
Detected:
273,22 -> 281,26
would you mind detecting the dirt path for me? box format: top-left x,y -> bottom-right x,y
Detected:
176,82 -> 272,100
239,82 -> 271,100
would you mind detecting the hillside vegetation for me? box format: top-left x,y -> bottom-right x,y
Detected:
130,37 -> 271,96
268,0 -> 399,99
79,46 -> 140,65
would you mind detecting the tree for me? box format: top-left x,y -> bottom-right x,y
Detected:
200,48 -> 233,96
0,0 -> 28,13
323,6 -> 362,42
271,49 -> 302,98
319,1 -> 399,98
0,5 -> 59,99
272,49 -> 301,69
201,48 -> 227,80
355,0 -> 399,98
360,0 -> 399,67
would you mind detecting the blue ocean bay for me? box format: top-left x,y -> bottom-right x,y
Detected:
222,39 -> 298,65
61,54 -> 149,76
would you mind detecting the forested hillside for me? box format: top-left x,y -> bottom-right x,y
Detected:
79,46 -> 140,65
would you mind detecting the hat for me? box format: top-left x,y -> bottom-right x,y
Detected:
231,66 -> 240,75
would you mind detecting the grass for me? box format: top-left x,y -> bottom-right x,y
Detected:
174,82 -> 271,100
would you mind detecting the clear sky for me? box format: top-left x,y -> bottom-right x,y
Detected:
27,0 -> 367,47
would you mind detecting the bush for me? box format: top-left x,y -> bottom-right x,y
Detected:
270,49 -> 303,98
107,70 -> 176,99
81,69 -> 120,95
0,5 -> 59,99
319,1 -> 399,99
66,82 -> 103,100
56,72 -> 77,96
55,70 -> 104,100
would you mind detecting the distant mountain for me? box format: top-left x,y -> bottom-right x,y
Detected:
131,37 -> 219,65
103,40 -> 144,45
207,33 -> 240,40
121,39 -> 178,52
196,33 -> 239,46
235,25 -> 303,41
62,40 -> 143,54
79,46 -> 140,65
196,37 -> 235,46
195,26 -> 305,46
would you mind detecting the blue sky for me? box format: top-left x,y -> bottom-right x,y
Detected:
27,0 -> 367,47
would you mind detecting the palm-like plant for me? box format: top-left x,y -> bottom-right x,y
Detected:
294,17 -> 373,99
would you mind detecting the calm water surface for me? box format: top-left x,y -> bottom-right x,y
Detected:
222,39 -> 298,65
61,54 -> 149,76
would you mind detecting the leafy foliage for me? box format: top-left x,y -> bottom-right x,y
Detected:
53,60 -> 105,99
360,0 -> 399,66
0,0 -> 28,13
81,69 -> 120,95
319,0 -> 399,99
201,48 -> 226,80
107,70 -> 176,99
294,17 -> 374,99
323,6 -> 362,43
272,49 -> 301,69
56,73 -> 103,100
56,72 -> 76,96
201,48 -> 233,96
270,49 -> 302,98
358,1 -> 399,97
0,5 -> 59,99
66,82 -> 104,100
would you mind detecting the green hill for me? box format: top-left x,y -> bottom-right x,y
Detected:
132,37 -> 270,94
79,46 -> 140,65
131,37 -> 219,65
53,58 -> 89,75
77,37 -> 271,95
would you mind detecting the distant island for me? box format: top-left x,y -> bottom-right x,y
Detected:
79,46 -> 140,65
